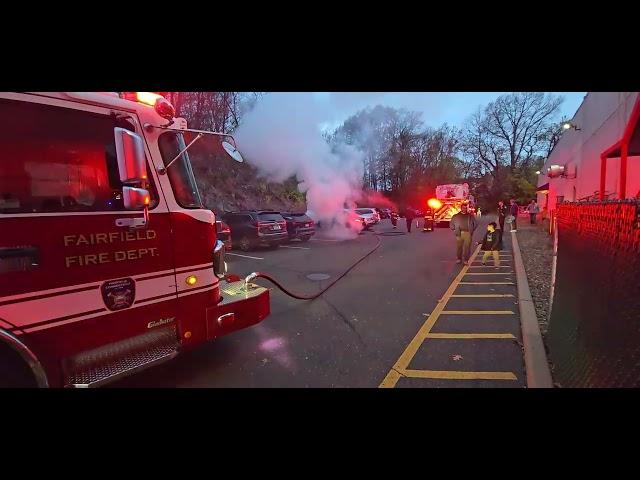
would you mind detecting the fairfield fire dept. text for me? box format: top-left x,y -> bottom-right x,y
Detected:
63,230 -> 157,246
63,230 -> 159,267
65,248 -> 159,267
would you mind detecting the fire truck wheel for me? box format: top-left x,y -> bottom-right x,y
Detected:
300,236 -> 311,242
0,344 -> 38,388
238,236 -> 253,252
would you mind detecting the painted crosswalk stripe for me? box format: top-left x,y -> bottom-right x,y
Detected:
403,369 -> 517,381
425,333 -> 516,339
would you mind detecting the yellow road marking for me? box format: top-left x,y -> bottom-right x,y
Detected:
471,265 -> 511,267
403,370 -> 517,381
379,245 -> 482,388
473,259 -> 510,261
468,266 -> 512,269
451,294 -> 514,298
379,369 -> 403,387
464,272 -> 514,275
442,310 -> 515,315
426,333 -> 516,339
459,282 -> 514,285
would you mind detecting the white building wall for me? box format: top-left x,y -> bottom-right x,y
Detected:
538,92 -> 640,212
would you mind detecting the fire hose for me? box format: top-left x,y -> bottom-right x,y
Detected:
243,234 -> 382,300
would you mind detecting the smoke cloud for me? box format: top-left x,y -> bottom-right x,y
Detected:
234,93 -> 368,239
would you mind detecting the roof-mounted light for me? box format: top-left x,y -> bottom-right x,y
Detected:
122,92 -> 175,120
427,198 -> 442,210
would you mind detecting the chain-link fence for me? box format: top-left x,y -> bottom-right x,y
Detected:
548,201 -> 640,387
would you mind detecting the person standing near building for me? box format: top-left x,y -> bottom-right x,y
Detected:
497,200 -> 507,246
450,203 -> 477,265
527,199 -> 540,224
509,198 -> 519,232
497,200 -> 507,232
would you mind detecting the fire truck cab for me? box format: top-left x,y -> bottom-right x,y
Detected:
0,92 -> 270,388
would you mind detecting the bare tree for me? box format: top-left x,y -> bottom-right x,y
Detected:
331,106 -> 465,202
540,122 -> 564,158
166,92 -> 259,133
462,93 -> 563,176
460,108 -> 506,179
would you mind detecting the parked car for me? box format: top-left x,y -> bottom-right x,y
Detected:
215,220 -> 232,250
280,212 -> 316,242
354,208 -> 379,226
341,209 -> 368,231
221,210 -> 288,251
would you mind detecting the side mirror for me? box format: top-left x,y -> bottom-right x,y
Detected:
115,128 -> 151,213
114,127 -> 148,184
123,186 -> 150,211
222,140 -> 244,163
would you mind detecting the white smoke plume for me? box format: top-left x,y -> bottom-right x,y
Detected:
233,93 -> 370,239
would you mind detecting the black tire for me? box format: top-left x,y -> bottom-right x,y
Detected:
301,236 -> 311,242
0,345 -> 38,388
239,236 -> 253,252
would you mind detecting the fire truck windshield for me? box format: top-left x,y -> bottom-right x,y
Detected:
158,132 -> 203,209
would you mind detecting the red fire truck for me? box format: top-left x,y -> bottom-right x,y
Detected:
0,92 -> 270,387
424,183 -> 475,228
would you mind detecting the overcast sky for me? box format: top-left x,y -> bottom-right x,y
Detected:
314,92 -> 586,132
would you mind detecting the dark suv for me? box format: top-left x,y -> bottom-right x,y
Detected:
280,212 -> 316,242
221,211 -> 288,251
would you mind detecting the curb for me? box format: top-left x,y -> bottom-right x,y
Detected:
511,231 -> 553,388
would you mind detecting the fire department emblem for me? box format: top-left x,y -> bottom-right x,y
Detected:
101,278 -> 136,311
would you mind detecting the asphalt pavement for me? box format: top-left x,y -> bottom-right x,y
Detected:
112,218 -> 525,388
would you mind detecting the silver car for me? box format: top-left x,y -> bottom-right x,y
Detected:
354,208 -> 379,225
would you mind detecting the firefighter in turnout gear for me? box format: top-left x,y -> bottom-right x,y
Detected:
423,206 -> 435,232
450,203 -> 477,265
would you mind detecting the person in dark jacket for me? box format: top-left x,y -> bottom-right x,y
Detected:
509,198 -> 519,232
450,203 -> 477,265
497,200 -> 507,232
497,200 -> 507,247
478,222 -> 501,266
404,208 -> 416,233
527,199 -> 540,224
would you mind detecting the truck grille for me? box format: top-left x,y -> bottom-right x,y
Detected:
63,326 -> 179,388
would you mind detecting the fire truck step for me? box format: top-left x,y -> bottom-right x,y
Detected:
64,326 -> 179,388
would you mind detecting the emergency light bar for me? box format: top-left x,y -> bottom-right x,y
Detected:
427,198 -> 443,210
121,92 -> 176,120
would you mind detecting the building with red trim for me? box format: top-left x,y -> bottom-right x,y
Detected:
537,92 -> 640,212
